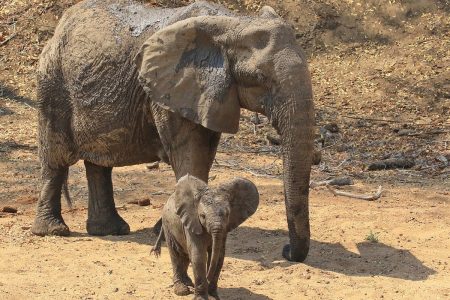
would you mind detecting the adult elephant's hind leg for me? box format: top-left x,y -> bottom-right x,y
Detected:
84,161 -> 130,236
32,166 -> 70,236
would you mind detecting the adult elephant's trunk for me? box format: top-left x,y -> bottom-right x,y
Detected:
207,224 -> 225,282
271,58 -> 314,262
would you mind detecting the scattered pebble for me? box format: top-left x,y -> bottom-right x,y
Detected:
1,206 -> 18,213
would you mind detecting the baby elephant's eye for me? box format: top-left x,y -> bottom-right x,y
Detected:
199,213 -> 206,220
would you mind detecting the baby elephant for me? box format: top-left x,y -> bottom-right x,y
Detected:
152,174 -> 259,299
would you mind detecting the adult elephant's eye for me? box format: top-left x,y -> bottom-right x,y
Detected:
199,213 -> 206,220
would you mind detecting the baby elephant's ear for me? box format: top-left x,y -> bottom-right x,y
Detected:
174,175 -> 207,235
222,178 -> 259,232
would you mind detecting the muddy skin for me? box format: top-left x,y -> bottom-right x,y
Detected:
152,175 -> 259,299
34,0 -> 314,263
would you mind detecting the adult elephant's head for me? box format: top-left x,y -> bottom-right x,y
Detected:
135,6 -> 314,262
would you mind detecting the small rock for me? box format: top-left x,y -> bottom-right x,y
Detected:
436,155 -> 448,165
1,206 -> 17,213
113,287 -> 119,293
250,112 -> 261,125
146,162 -> 159,170
137,198 -> 151,206
266,133 -> 281,145
127,198 -> 151,206
323,123 -> 339,133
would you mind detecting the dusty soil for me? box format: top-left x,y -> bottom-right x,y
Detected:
1,0 -> 449,299
1,156 -> 449,299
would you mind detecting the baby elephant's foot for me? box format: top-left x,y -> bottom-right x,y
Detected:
174,281 -> 192,296
193,295 -> 209,300
31,216 -> 70,236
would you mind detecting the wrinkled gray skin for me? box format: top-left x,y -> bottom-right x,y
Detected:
152,175 -> 259,299
33,0 -> 314,262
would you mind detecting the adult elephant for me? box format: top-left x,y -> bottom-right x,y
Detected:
32,0 -> 314,262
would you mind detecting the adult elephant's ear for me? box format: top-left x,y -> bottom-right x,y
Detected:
220,177 -> 259,232
135,16 -> 241,134
174,174 -> 208,235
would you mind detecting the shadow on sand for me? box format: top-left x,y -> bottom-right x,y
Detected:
70,225 -> 435,282
218,287 -> 272,300
0,82 -> 37,109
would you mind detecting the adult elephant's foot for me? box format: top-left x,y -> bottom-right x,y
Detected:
86,214 -> 130,236
31,216 -> 70,236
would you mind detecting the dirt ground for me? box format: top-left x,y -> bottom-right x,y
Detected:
1,0 -> 450,299
0,150 -> 449,299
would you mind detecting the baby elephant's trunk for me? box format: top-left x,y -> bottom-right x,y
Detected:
207,225 -> 226,282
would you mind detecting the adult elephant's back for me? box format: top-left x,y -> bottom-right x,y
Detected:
37,0 -> 233,167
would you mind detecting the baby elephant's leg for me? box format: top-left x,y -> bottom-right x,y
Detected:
165,231 -> 193,296
190,250 -> 209,300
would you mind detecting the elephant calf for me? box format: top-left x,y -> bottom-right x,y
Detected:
152,175 -> 259,300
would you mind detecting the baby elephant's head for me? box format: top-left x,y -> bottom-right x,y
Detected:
174,174 -> 259,280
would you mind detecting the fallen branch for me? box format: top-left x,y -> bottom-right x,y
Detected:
310,176 -> 353,188
326,185 -> 383,201
0,22 -> 16,47
320,105 -> 450,127
150,191 -> 171,196
341,114 -> 400,123
368,158 -> 414,171
0,33 -> 16,46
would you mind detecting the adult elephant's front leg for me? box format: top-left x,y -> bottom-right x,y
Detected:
155,107 -> 221,182
84,161 -> 130,236
152,109 -> 221,235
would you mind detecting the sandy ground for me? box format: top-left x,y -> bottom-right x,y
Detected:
1,1 -> 449,299
1,145 -> 449,299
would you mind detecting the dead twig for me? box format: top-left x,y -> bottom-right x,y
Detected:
368,158 -> 414,171
341,114 -> 401,123
150,191 -> 171,196
310,176 -> 353,188
0,22 -> 16,47
0,33 -> 16,46
326,185 -> 383,201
